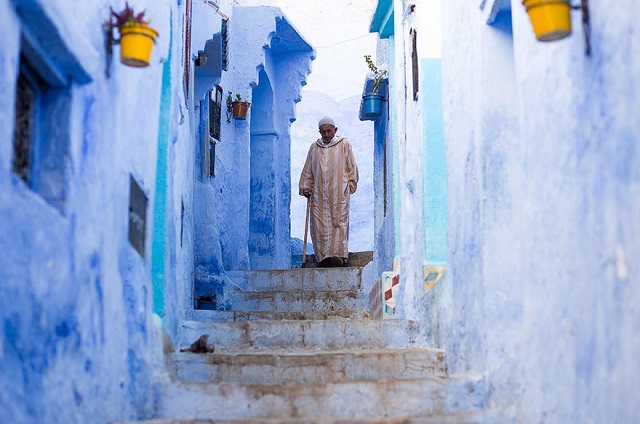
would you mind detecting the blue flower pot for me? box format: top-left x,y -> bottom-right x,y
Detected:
362,93 -> 385,118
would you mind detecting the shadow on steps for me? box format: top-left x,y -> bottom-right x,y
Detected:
291,251 -> 373,268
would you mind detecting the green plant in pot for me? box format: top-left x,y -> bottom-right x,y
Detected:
227,91 -> 251,120
362,55 -> 387,118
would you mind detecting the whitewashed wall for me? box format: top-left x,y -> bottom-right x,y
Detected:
439,1 -> 640,422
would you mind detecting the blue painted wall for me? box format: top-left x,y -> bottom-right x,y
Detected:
194,5 -> 314,305
1,0 -> 315,421
0,0 -> 173,422
422,57 -> 448,265
370,0 -> 640,420
438,1 -> 640,421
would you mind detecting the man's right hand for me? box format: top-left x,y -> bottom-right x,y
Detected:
302,189 -> 311,198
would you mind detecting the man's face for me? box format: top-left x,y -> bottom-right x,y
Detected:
319,124 -> 337,143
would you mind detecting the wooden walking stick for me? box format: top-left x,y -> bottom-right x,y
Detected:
302,195 -> 311,268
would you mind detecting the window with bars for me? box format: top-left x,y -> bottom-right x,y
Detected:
12,62 -> 40,185
11,46 -> 71,212
184,0 -> 193,99
411,29 -> 419,102
209,86 -> 222,140
207,86 -> 223,177
128,175 -> 148,257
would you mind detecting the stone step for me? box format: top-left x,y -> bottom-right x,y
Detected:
174,347 -> 447,385
187,309 -> 370,322
118,414 -> 489,424
178,319 -> 417,351
156,378 -> 451,420
221,288 -> 364,313
226,268 -> 364,292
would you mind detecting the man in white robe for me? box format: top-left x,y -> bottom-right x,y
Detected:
299,116 -> 359,267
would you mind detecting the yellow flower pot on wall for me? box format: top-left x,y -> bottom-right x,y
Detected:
522,0 -> 571,42
119,24 -> 158,67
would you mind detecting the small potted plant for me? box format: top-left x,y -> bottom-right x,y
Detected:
227,92 -> 251,120
362,55 -> 388,118
106,2 -> 159,67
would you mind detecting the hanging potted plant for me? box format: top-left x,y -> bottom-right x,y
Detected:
362,55 -> 388,118
107,2 -> 159,67
227,92 -> 251,120
522,0 -> 571,42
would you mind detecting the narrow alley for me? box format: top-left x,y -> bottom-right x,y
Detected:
1,0 -> 639,423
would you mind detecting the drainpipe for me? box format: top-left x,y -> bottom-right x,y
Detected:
394,0 -> 424,323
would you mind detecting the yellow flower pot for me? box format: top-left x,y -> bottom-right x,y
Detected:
522,0 -> 571,42
119,24 -> 158,67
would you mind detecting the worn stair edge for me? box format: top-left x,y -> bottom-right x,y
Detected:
187,309 -> 370,322
174,347 -> 447,384
115,410 -> 493,424
226,268 -> 364,292
178,319 -> 417,351
221,289 -> 364,314
157,378 -> 448,420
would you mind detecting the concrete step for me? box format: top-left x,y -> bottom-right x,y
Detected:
174,347 -> 447,385
221,288 -> 364,313
118,414 -> 489,424
187,309 -> 370,322
156,378 -> 451,420
226,268 -> 364,292
178,319 -> 417,351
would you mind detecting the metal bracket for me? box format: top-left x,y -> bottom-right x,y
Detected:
104,20 -> 121,78
572,0 -> 591,56
225,91 -> 233,123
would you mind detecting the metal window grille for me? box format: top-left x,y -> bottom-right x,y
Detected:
208,86 -> 222,177
184,0 -> 193,99
221,19 -> 229,71
411,29 -> 419,101
209,86 -> 222,140
128,175 -> 148,257
12,69 -> 36,184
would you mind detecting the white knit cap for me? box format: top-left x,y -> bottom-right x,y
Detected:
318,116 -> 336,128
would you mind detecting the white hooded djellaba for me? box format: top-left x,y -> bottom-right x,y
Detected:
299,128 -> 359,264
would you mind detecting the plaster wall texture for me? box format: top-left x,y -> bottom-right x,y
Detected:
439,1 -> 640,422
239,0 -> 379,253
192,1 -> 314,313
371,103 -> 396,280
160,0 -> 210,341
0,0 -> 172,422
393,8 -> 425,323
